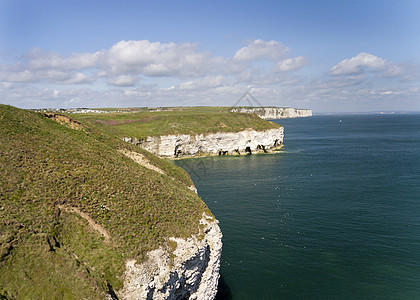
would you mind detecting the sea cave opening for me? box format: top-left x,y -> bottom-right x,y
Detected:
174,146 -> 183,157
218,150 -> 228,155
256,145 -> 267,152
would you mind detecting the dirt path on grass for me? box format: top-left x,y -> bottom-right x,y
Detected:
118,149 -> 165,175
57,205 -> 111,243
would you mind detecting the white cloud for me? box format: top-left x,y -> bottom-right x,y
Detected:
329,52 -> 385,75
2,39 -> 419,112
236,65 -> 304,86
2,75 -> 420,112
0,39 -> 303,89
60,72 -> 92,84
328,53 -> 420,89
0,82 -> 12,89
383,62 -> 405,77
273,56 -> 310,72
0,69 -> 34,82
25,47 -> 100,71
233,39 -> 289,61
177,76 -> 227,90
0,68 -> 92,84
0,40 -> 234,86
107,75 -> 138,87
105,40 -> 224,77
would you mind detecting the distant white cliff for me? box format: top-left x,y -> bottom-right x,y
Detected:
123,127 -> 284,158
230,107 -> 312,119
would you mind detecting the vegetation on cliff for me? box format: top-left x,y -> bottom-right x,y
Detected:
71,106 -> 281,139
0,105 -> 210,299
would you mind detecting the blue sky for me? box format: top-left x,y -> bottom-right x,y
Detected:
1,0 -> 419,112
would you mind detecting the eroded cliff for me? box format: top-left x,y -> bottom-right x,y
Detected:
120,214 -> 222,300
123,127 -> 284,158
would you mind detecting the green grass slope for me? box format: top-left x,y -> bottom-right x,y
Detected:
0,105 -> 209,299
72,107 -> 281,139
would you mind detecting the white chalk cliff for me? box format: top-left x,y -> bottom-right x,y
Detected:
118,121 -> 285,298
230,107 -> 312,119
123,127 -> 284,158
119,214 -> 222,300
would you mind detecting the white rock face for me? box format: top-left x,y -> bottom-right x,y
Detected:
123,127 -> 284,158
119,214 -> 222,300
230,107 -> 312,119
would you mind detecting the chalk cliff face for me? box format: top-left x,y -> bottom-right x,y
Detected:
123,127 -> 284,158
120,214 -> 222,300
230,107 -> 312,119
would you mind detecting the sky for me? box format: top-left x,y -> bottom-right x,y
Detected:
0,0 -> 419,112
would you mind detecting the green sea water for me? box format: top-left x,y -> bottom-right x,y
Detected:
174,115 -> 420,299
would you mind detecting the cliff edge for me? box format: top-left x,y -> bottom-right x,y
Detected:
0,105 -> 222,299
124,127 -> 284,158
121,214 -> 222,299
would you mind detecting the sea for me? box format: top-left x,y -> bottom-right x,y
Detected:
174,114 -> 420,300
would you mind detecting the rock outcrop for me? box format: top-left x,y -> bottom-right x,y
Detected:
123,127 -> 284,158
120,214 -> 222,300
230,107 -> 312,119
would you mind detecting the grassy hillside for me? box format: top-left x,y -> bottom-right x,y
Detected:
0,105 -> 209,299
71,106 -> 281,139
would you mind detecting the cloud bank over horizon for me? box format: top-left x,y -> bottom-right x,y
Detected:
0,39 -> 419,112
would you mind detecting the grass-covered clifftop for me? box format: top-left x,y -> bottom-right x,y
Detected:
71,106 -> 281,139
0,105 -> 210,299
